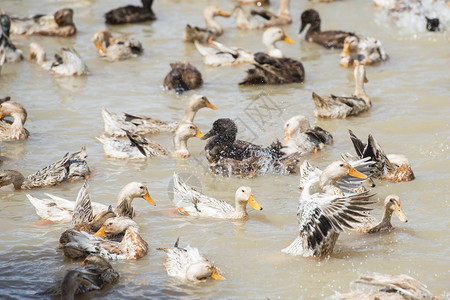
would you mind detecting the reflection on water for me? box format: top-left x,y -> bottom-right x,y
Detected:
0,0 -> 449,299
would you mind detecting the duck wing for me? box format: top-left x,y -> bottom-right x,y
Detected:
298,160 -> 323,190
304,126 -> 334,146
315,31 -> 355,49
23,152 -> 71,188
105,5 -> 155,25
72,180 -> 93,225
125,130 -> 170,157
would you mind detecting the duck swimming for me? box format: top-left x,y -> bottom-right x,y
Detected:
282,115 -> 333,156
0,147 -> 89,190
299,9 -> 356,49
349,130 -> 415,182
0,97 -> 29,140
312,63 -> 370,118
234,0 -> 291,30
105,0 -> 156,24
10,8 -> 76,37
101,94 -> 216,137
97,122 -> 203,159
201,118 -> 302,177
27,181 -> 155,222
91,29 -> 143,61
61,216 -> 148,260
0,14 -> 23,63
349,195 -> 408,233
173,173 -> 263,220
39,255 -> 119,297
194,26 -> 294,66
157,238 -> 225,282
163,62 -> 203,94
183,5 -> 231,43
28,43 -> 88,76
340,36 -> 388,67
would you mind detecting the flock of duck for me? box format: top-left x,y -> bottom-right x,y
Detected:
0,0 -> 445,299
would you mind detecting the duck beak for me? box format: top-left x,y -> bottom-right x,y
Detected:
348,166 -> 368,179
248,194 -> 263,210
211,267 -> 226,280
341,43 -> 350,57
218,11 -> 231,17
27,54 -> 33,61
364,75 -> 369,83
283,132 -> 291,144
206,101 -> 217,110
0,113 -> 3,120
94,41 -> 106,55
94,226 -> 106,237
394,205 -> 408,222
142,192 -> 156,206
299,22 -> 307,34
365,178 -> 376,188
200,128 -> 215,140
284,36 -> 295,44
195,128 -> 204,138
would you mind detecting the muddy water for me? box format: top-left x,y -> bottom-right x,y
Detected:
0,0 -> 449,299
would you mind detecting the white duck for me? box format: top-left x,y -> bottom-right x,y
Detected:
27,43 -> 88,76
61,216 -> 148,260
340,36 -> 388,67
96,123 -> 203,159
91,28 -> 143,61
173,173 -> 262,220
194,26 -> 294,67
26,181 -> 155,222
183,5 -> 231,43
101,94 -> 216,137
281,115 -> 333,156
312,63 -> 371,119
0,97 -> 29,140
234,0 -> 291,30
157,238 -> 225,282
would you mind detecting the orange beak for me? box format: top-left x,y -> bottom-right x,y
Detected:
94,226 -> 106,237
283,132 -> 291,144
195,129 -> 204,138
248,194 -> 263,210
211,267 -> 226,280
94,41 -> 106,55
206,101 -> 217,110
142,192 -> 156,206
218,11 -> 231,17
284,36 -> 295,44
348,166 -> 368,179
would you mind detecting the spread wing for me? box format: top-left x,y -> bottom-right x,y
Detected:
72,180 -> 93,225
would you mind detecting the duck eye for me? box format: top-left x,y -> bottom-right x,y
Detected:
390,199 -> 394,202
140,186 -> 144,189
241,189 -> 245,192
339,164 -> 344,167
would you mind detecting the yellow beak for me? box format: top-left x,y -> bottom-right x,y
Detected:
206,101 -> 217,110
341,43 -> 350,57
94,41 -> 106,55
218,11 -> 231,17
283,132 -> 291,144
348,166 -> 368,179
27,54 -> 33,61
248,194 -> 263,210
211,267 -> 226,280
142,192 -> 156,206
394,206 -> 408,222
94,226 -> 106,237
195,128 -> 204,138
284,36 -> 295,44
0,113 -> 3,120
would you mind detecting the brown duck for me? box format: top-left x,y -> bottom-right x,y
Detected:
105,0 -> 156,24
163,62 -> 203,94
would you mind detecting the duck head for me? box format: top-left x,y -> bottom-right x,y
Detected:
117,182 -> 155,206
54,8 -> 74,26
28,43 -> 47,64
320,160 -> 368,188
81,254 -> 113,269
283,115 -> 311,144
60,270 -> 83,300
0,170 -> 25,189
91,29 -> 112,55
186,261 -> 225,282
95,216 -> 138,237
188,94 -> 217,112
172,123 -> 203,158
0,14 -> 11,37
262,27 -> 294,58
299,9 -> 321,33
384,195 -> 408,223
204,5 -> 231,20
0,98 -> 27,123
201,118 -> 237,143
235,186 -> 262,211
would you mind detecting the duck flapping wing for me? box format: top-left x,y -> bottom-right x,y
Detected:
72,180 -> 93,225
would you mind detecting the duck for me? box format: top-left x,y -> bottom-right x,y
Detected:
349,130 -> 415,182
27,43 -> 88,76
101,94 -> 217,137
298,158 -> 374,196
97,123 -> 203,159
27,181 -> 155,222
10,8 -> 76,37
0,147 -> 89,190
38,255 -> 119,297
91,29 -> 143,61
299,9 -> 356,49
0,97 -> 29,140
312,62 -> 370,118
59,271 -> 83,300
61,216 -> 148,260
340,36 -> 388,67
194,26 -> 294,66
173,173 -> 263,219
0,14 -> 23,63
233,0 -> 291,30
157,238 -> 226,282
333,273 -> 434,299
282,115 -> 333,156
348,195 -> 408,233
183,5 -> 231,43
201,118 -> 302,177
105,0 -> 156,24
238,0 -> 270,5
282,182 -> 376,257
163,62 -> 203,94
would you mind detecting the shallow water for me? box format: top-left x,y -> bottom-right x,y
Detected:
0,0 -> 449,299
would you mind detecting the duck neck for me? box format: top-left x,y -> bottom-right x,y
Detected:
116,192 -> 134,218
278,0 -> 291,21
4,170 -> 25,189
264,41 -> 282,58
173,134 -> 190,158
307,19 -> 321,36
182,106 -> 197,123
205,15 -> 223,34
232,200 -> 248,219
354,75 -> 370,106
379,205 -> 393,227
